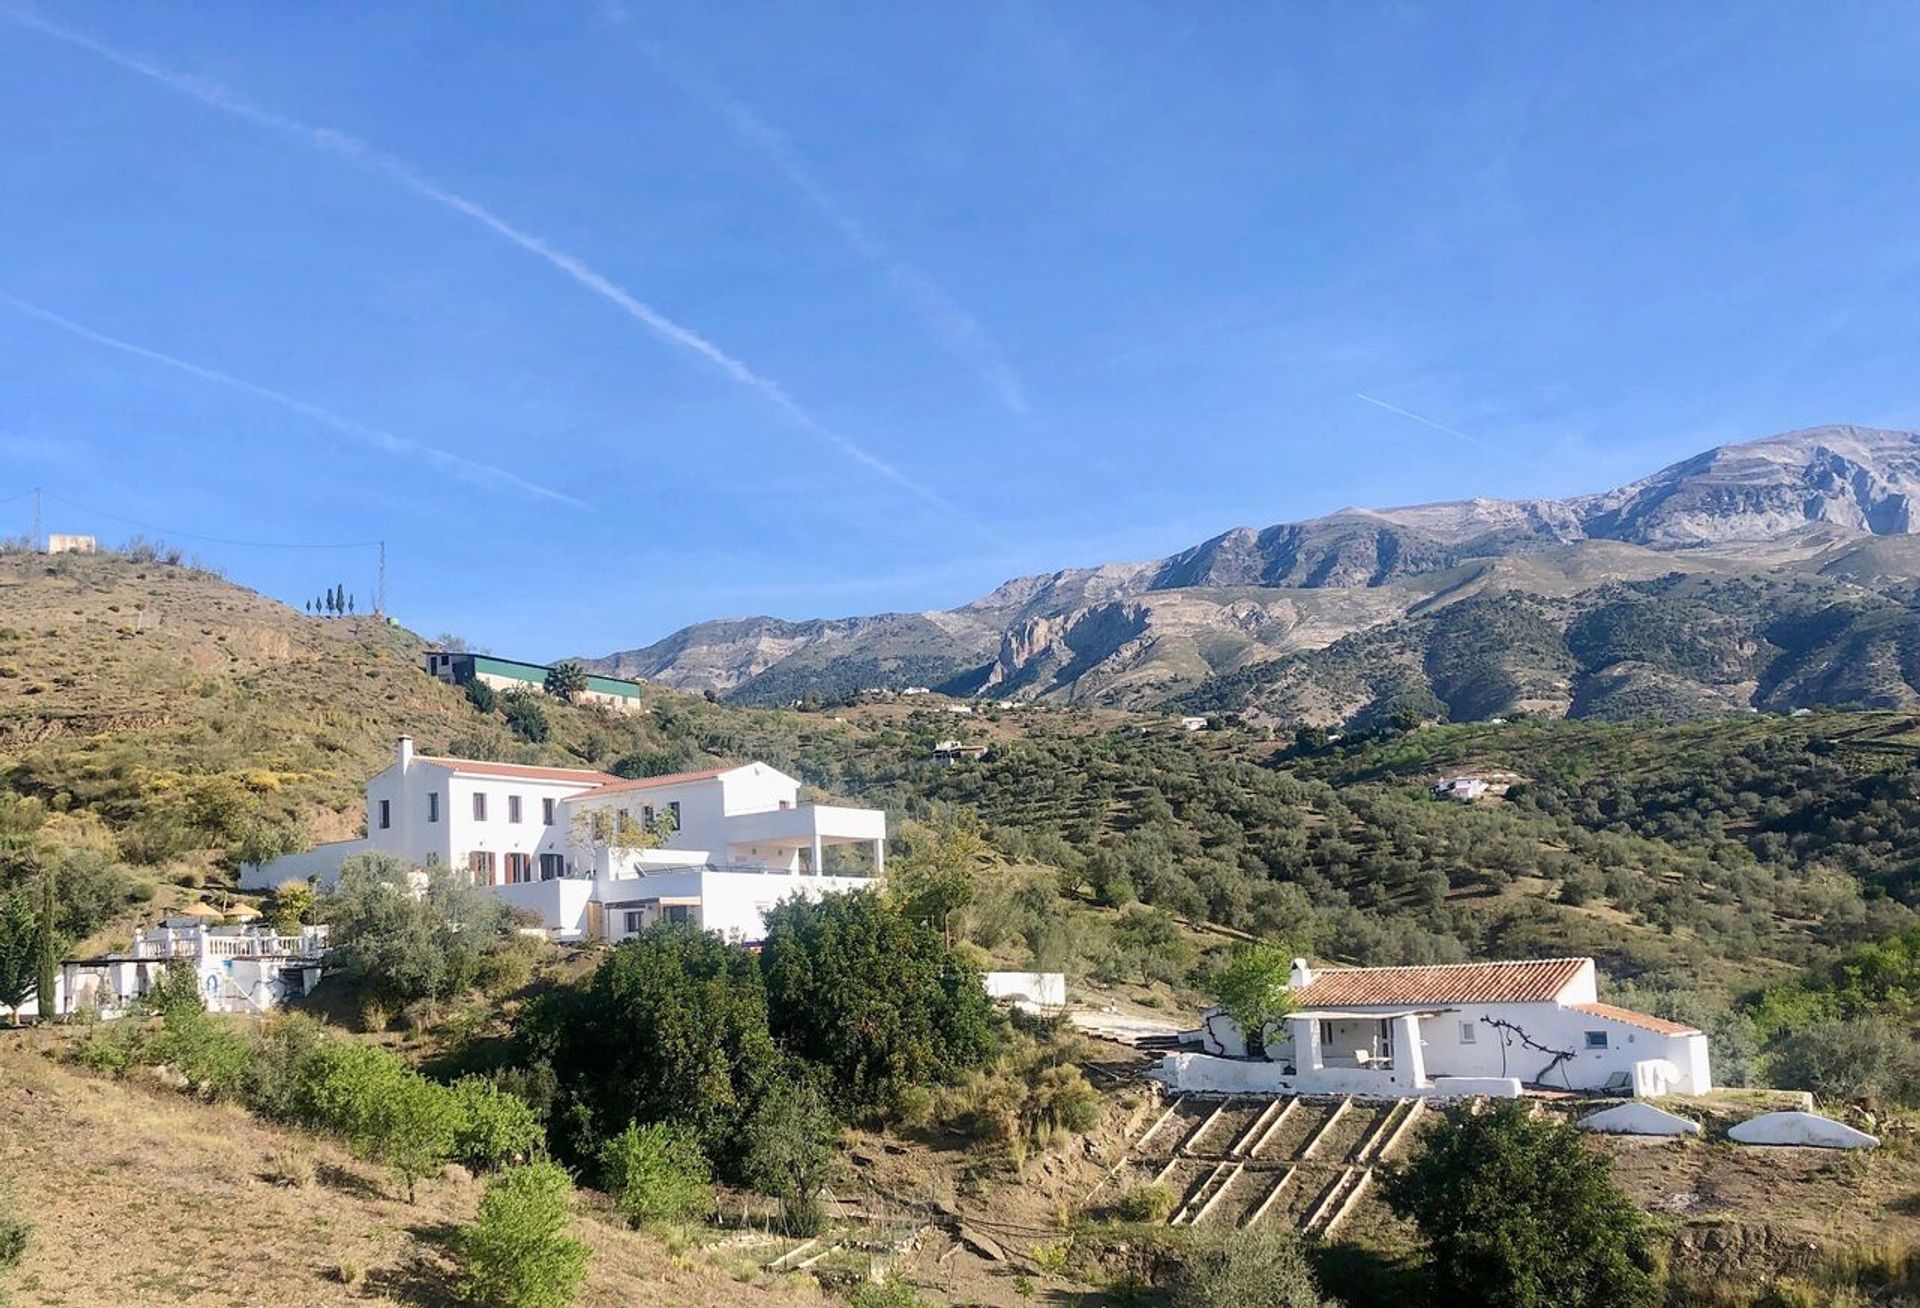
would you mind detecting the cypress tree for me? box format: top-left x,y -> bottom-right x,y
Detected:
35,865 -> 57,1023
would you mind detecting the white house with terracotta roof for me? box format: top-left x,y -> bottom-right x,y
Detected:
240,737 -> 885,944
1167,956 -> 1710,1099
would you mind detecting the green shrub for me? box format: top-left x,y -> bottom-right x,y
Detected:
0,1207 -> 28,1273
598,1122 -> 714,1227
75,1018 -> 146,1077
149,1011 -> 252,1099
1381,1101 -> 1657,1308
848,1280 -> 930,1308
742,1072 -> 841,1237
1768,1016 -> 1920,1107
1170,1228 -> 1330,1308
243,1012 -> 330,1121
292,1041 -> 459,1201
452,1077 -> 545,1172
454,1161 -> 589,1308
1112,1183 -> 1175,1224
466,680 -> 498,714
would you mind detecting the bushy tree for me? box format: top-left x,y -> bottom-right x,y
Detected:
0,892 -> 40,1022
1211,943 -> 1296,1056
1170,1228 -> 1330,1308
452,1076 -> 546,1171
741,1070 -> 841,1235
888,817 -> 990,943
268,880 -> 314,935
503,691 -> 550,743
293,1041 -> 460,1201
599,1122 -> 715,1227
520,923 -> 777,1170
466,679 -> 498,714
323,855 -> 512,1013
454,1161 -> 589,1308
543,662 -> 589,704
1769,1015 -> 1920,1107
1382,1102 -> 1657,1308
760,890 -> 998,1112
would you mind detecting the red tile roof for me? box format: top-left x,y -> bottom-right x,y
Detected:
1567,1002 -> 1701,1036
1293,958 -> 1589,1007
579,766 -> 736,796
417,756 -> 619,785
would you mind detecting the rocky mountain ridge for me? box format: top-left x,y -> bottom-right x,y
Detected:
587,426 -> 1920,719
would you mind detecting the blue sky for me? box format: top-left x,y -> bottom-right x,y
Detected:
4,4 -> 1920,657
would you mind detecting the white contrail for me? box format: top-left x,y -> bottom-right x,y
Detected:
643,43 -> 1031,418
1354,392 -> 1501,453
3,8 -> 965,514
0,292 -> 589,507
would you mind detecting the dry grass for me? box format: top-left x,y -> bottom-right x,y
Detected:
0,1035 -> 819,1306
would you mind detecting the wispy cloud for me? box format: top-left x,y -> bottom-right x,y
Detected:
1354,391 -> 1502,453
0,291 -> 588,507
642,43 -> 1032,418
3,8 -> 969,516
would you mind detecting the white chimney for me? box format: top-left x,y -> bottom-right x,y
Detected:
1289,957 -> 1314,990
396,735 -> 414,772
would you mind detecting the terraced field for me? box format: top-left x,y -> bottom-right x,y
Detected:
1107,1093 -> 1428,1234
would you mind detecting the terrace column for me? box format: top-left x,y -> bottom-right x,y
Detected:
810,833 -> 825,877
1391,1015 -> 1426,1088
872,838 -> 885,878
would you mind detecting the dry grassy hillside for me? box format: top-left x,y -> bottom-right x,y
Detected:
0,550 -> 480,848
0,1036 -> 819,1307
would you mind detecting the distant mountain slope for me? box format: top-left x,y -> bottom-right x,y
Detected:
587,426 -> 1920,717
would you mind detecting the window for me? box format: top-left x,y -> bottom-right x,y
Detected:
378,799 -> 391,830
541,797 -> 555,824
508,795 -> 522,824
504,853 -> 533,883
1584,1031 -> 1610,1050
642,805 -> 654,827
539,853 -> 566,880
664,904 -> 694,925
428,792 -> 439,823
1459,1022 -> 1476,1044
473,792 -> 488,821
467,851 -> 496,885
667,801 -> 681,831
623,910 -> 647,936
1318,1020 -> 1336,1046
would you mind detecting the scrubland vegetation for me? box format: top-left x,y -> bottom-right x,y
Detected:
6,549 -> 1920,1304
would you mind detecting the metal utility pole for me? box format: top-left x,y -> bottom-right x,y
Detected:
29,488 -> 41,552
376,540 -> 386,616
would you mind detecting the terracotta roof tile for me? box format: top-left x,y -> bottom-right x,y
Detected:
580,766 -> 736,796
417,756 -> 619,785
1293,958 -> 1588,1006
1567,1002 -> 1701,1036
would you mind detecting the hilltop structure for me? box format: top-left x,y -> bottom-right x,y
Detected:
241,737 -> 885,944
422,650 -> 645,713
1168,956 -> 1710,1099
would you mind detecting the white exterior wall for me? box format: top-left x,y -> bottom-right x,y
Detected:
490,878 -> 598,938
1188,989 -> 1710,1097
244,743 -> 887,944
597,868 -> 871,944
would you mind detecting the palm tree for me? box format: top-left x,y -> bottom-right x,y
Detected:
544,661 -> 589,704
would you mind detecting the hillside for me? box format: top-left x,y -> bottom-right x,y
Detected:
587,426 -> 1920,719
7,548 -> 1920,1304
0,1036 -> 817,1307
5,547 -> 1917,1001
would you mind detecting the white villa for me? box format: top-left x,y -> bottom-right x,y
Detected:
1165,956 -> 1710,1100
47,917 -> 330,1020
242,737 -> 887,944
